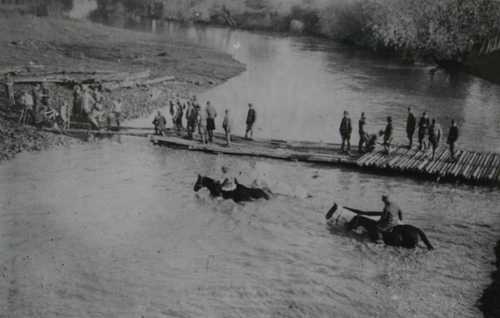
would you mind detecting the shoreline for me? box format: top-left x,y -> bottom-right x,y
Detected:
0,15 -> 245,163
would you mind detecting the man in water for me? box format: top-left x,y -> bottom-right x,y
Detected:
245,103 -> 256,139
219,165 -> 236,191
345,195 -> 403,234
406,107 -> 416,149
339,111 -> 352,153
358,112 -> 367,153
447,119 -> 459,160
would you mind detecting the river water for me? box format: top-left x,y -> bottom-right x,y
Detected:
1,18 -> 500,318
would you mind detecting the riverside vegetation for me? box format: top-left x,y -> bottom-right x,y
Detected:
93,0 -> 500,64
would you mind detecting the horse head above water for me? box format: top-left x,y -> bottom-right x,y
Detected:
194,175 -> 221,197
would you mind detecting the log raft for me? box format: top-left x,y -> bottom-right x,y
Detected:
148,133 -> 500,187
44,126 -> 500,186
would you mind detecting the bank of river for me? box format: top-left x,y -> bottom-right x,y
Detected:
0,16 -> 244,162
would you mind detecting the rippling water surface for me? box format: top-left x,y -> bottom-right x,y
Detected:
1,16 -> 499,317
0,138 -> 498,317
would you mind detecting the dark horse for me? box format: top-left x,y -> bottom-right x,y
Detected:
326,204 -> 434,250
193,175 -> 270,203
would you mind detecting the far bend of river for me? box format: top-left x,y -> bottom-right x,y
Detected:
0,17 -> 499,317
114,19 -> 500,153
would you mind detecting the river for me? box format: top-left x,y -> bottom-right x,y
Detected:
1,17 -> 500,318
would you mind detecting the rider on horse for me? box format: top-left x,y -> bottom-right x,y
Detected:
345,195 -> 402,233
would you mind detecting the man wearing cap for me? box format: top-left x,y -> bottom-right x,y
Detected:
339,111 -> 352,153
344,195 -> 403,235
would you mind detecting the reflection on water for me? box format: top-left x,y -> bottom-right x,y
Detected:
103,18 -> 500,152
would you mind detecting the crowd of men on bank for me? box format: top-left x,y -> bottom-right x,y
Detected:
3,73 -> 122,130
340,108 -> 460,160
153,96 -> 256,147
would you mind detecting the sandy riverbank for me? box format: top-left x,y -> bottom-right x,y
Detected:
0,15 -> 245,162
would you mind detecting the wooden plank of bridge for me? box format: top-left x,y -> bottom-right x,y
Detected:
464,152 -> 481,180
473,152 -> 492,181
486,154 -> 500,181
477,153 -> 496,181
453,151 -> 473,178
390,147 -> 415,170
426,148 -> 449,174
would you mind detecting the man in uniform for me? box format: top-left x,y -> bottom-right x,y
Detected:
447,119 -> 459,160
406,107 -> 416,148
358,112 -> 367,153
206,101 -> 217,143
418,112 -> 430,150
339,111 -> 352,153
245,103 -> 256,139
383,116 -> 393,154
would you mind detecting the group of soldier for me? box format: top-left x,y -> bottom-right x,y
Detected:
339,108 -> 460,160
3,73 -> 122,130
4,73 -> 66,128
153,96 -> 256,147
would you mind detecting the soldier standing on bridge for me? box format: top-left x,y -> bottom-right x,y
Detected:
383,116 -> 393,154
358,112 -> 367,153
429,119 -> 442,159
406,107 -> 416,149
339,111 -> 352,153
418,112 -> 430,150
447,120 -> 459,161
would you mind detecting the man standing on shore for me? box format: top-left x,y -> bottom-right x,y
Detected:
206,101 -> 217,143
245,103 -> 256,140
152,111 -> 166,136
447,120 -> 459,160
358,112 -> 367,153
406,107 -> 416,149
4,73 -> 15,108
339,111 -> 352,153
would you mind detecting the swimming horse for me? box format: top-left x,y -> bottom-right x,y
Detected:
193,175 -> 270,203
326,203 -> 434,250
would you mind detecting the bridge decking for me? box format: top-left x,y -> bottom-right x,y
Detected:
151,134 -> 500,186
44,127 -> 500,186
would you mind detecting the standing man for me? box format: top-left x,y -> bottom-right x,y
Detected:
245,103 -> 256,140
447,120 -> 459,160
152,111 -> 166,136
112,98 -> 123,129
383,116 -> 393,154
223,109 -> 233,146
358,112 -> 367,153
4,73 -> 15,108
429,119 -> 442,159
339,111 -> 352,153
418,112 -> 430,150
406,107 -> 416,149
206,101 -> 217,143
199,103 -> 208,144
18,90 -> 34,125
